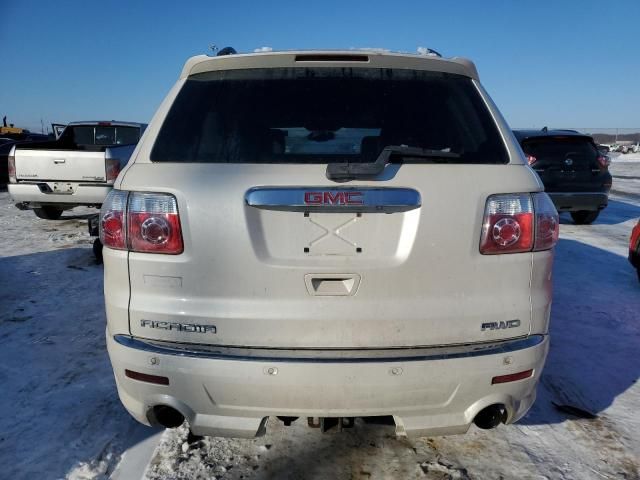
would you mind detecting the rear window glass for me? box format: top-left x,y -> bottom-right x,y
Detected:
62,125 -> 140,147
151,68 -> 508,164
521,137 -> 598,164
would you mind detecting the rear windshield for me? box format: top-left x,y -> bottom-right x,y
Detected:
151,68 -> 508,164
61,125 -> 140,147
521,137 -> 598,164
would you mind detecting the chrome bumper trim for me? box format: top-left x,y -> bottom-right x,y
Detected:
113,334 -> 546,363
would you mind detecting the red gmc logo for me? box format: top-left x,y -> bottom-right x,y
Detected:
304,191 -> 364,205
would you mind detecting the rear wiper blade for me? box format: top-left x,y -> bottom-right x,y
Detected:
326,145 -> 461,182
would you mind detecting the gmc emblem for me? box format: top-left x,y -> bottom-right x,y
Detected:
304,191 -> 364,205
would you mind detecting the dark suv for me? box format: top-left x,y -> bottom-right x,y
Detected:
513,129 -> 612,224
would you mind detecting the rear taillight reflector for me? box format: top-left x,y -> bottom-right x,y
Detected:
8,146 -> 16,183
125,369 -> 169,385
480,193 -> 558,254
100,190 -> 128,250
480,194 -> 534,254
492,369 -> 533,385
597,155 -> 610,169
631,222 -> 640,251
533,193 -> 559,251
99,190 -> 183,254
127,193 -> 183,254
105,158 -> 121,183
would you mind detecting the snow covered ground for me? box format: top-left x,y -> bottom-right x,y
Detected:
609,152 -> 640,164
0,167 -> 638,479
610,154 -> 640,200
0,197 -> 159,480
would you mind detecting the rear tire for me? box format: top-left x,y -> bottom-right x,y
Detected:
33,206 -> 64,220
93,238 -> 103,264
570,210 -> 599,225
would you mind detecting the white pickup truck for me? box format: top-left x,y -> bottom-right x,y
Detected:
8,121 -> 146,219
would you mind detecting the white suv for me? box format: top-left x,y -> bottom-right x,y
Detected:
101,50 -> 559,438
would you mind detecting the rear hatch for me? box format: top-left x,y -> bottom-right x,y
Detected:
521,135 -> 609,193
16,124 -> 140,183
124,65 -> 539,349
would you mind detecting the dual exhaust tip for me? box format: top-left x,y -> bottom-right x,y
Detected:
151,403 -> 507,432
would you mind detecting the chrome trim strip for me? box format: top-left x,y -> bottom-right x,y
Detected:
113,334 -> 546,363
245,187 -> 421,213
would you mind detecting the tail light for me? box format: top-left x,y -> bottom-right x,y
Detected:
596,155 -> 610,169
100,190 -> 183,254
100,190 -> 128,250
480,193 -> 558,254
8,146 -> 16,183
526,154 -> 537,166
128,192 -> 183,254
533,193 -> 559,250
106,158 -> 121,184
631,222 -> 640,251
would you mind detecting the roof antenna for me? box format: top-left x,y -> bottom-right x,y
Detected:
207,44 -> 218,57
541,126 -> 548,132
417,47 -> 442,57
217,46 -> 237,56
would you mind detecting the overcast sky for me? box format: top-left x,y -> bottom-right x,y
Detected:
2,0 -> 639,133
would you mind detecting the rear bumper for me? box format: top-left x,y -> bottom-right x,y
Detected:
547,192 -> 609,212
107,332 -> 549,438
8,182 -> 111,207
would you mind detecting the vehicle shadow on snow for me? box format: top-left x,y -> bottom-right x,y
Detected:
559,198 -> 639,226
520,237 -> 640,426
0,247 -> 158,479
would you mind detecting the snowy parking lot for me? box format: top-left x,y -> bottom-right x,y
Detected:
0,159 -> 638,480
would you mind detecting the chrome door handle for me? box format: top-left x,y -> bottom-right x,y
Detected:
53,158 -> 66,164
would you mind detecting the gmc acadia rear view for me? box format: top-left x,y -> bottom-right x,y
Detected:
100,50 -> 559,438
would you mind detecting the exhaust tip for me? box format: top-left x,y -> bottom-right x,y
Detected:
152,405 -> 185,429
473,404 -> 507,430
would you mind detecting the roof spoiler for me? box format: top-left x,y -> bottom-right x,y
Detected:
450,57 -> 479,81
181,52 -> 481,81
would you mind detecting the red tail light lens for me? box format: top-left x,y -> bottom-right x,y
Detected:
533,193 -> 559,251
99,190 -> 128,249
526,154 -> 537,166
105,158 -> 121,184
127,192 -> 183,254
125,369 -> 169,385
631,222 -> 640,251
480,194 -> 534,254
491,369 -> 533,385
480,193 -> 558,255
8,146 -> 16,183
100,191 -> 183,254
596,155 -> 610,169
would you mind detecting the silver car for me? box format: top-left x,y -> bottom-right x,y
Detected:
101,50 -> 558,438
